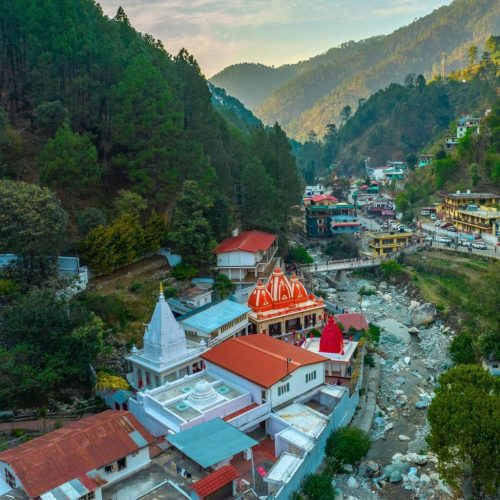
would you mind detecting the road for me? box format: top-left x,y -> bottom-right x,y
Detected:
421,222 -> 499,259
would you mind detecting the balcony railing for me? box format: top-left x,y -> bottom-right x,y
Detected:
226,402 -> 271,430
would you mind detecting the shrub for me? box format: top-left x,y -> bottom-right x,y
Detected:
358,286 -> 376,296
325,427 -> 370,469
163,285 -> 178,299
301,472 -> 335,500
449,332 -> 477,365
368,323 -> 381,342
129,281 -> 143,293
364,353 -> 375,367
287,245 -> 313,264
380,260 -> 403,281
171,263 -> 198,281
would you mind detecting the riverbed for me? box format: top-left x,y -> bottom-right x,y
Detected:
312,272 -> 454,499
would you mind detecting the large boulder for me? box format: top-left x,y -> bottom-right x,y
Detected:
410,303 -> 437,326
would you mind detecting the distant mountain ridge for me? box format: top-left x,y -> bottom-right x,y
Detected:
211,0 -> 500,141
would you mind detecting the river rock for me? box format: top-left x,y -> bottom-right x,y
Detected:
385,422 -> 394,432
398,434 -> 410,441
408,326 -> 419,335
403,356 -> 411,365
343,464 -> 354,473
420,474 -> 431,485
347,476 -> 358,489
415,400 -> 429,409
392,453 -> 406,463
408,300 -> 420,310
410,303 -> 437,326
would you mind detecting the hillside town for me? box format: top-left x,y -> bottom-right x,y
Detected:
0,2 -> 499,500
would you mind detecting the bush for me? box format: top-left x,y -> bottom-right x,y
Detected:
364,353 -> 375,367
129,281 -> 143,293
301,472 -> 335,500
287,245 -> 313,264
325,427 -> 370,469
449,332 -> 477,365
380,260 -> 403,281
368,323 -> 381,342
171,263 -> 198,281
358,286 -> 375,296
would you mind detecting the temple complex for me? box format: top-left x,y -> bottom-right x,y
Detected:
302,316 -> 358,383
127,285 -> 207,389
247,267 -> 325,336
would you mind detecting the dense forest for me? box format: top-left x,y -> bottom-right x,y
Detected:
212,0 -> 500,140
0,0 -> 303,408
294,38 -> 500,186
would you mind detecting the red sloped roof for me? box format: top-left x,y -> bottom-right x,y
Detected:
223,403 -> 259,422
335,313 -> 369,332
214,230 -> 277,254
311,194 -> 338,203
191,465 -> 239,498
0,411 -> 154,498
201,334 -> 327,388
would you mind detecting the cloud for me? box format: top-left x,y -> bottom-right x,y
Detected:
99,0 -> 449,75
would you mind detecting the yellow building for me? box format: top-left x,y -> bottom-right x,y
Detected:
442,192 -> 499,221
453,206 -> 498,236
368,232 -> 412,256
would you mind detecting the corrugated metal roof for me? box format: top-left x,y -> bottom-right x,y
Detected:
0,411 -> 153,498
168,419 -> 257,468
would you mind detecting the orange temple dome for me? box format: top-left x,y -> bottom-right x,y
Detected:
289,273 -> 309,304
248,280 -> 274,312
265,267 -> 293,308
319,316 -> 344,354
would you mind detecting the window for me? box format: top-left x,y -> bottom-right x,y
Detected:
261,390 -> 267,403
277,383 -> 290,397
306,371 -> 317,383
79,493 -> 95,500
117,457 -> 127,471
5,469 -> 16,489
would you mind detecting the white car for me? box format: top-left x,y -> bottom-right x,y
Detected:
438,237 -> 452,244
430,214 -> 437,220
472,242 -> 487,250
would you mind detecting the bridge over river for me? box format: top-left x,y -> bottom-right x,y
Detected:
300,257 -> 383,274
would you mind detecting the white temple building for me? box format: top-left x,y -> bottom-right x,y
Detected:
127,285 -> 207,390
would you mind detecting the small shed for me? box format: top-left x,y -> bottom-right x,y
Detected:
167,418 -> 257,469
190,465 -> 239,500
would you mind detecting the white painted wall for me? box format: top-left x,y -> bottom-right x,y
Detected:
217,251 -> 257,267
96,446 -> 150,485
269,364 -> 324,408
204,362 -> 264,404
0,461 -> 21,496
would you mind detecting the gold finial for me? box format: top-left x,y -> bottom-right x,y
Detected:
159,282 -> 164,294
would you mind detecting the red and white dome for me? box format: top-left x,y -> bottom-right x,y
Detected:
319,317 -> 344,354
265,267 -> 293,308
289,273 -> 309,304
248,280 -> 274,312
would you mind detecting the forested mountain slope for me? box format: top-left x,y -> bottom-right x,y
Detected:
294,41 -> 499,191
0,0 -> 302,259
212,0 -> 499,141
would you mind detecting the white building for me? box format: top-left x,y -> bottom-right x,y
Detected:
129,334 -> 328,437
180,299 -> 250,344
0,411 -> 153,500
214,230 -> 278,287
127,286 -> 207,390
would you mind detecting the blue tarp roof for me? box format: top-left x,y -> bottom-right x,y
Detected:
167,418 -> 258,468
180,299 -> 250,334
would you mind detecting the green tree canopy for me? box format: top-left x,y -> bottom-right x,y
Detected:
427,365 -> 500,496
449,332 -> 477,365
0,289 -> 105,407
0,180 -> 67,283
39,119 -> 101,193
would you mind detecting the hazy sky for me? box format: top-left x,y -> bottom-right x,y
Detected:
99,0 -> 450,77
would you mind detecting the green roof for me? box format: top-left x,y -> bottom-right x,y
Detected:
180,299 -> 250,334
167,418 -> 258,468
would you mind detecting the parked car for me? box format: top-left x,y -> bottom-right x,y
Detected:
472,242 -> 487,250
424,236 -> 433,243
447,226 -> 457,232
430,214 -> 437,220
438,237 -> 452,244
458,239 -> 470,247
435,220 -> 441,226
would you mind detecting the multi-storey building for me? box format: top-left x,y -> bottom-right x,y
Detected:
305,196 -> 358,237
442,191 -> 499,221
368,231 -> 412,256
